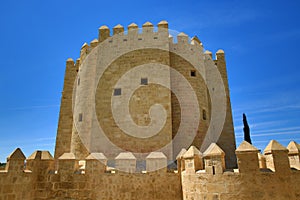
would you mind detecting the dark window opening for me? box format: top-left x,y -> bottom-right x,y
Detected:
141,78 -> 148,85
114,88 -> 121,96
78,78 -> 80,86
190,70 -> 196,77
79,113 -> 83,122
203,109 -> 207,120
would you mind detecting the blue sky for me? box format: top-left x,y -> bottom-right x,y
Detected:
0,0 -> 299,162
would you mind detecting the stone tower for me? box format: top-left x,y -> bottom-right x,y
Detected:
54,21 -> 237,168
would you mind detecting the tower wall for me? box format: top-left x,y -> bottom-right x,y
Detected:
54,59 -> 78,159
55,21 -> 236,167
214,51 -> 237,168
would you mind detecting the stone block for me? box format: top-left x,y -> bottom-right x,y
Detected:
235,141 -> 259,173
115,152 -> 136,173
183,146 -> 203,174
58,153 -> 78,174
203,143 -> 225,174
5,148 -> 25,172
146,152 -> 167,172
85,153 -> 107,174
264,140 -> 290,173
287,141 -> 300,169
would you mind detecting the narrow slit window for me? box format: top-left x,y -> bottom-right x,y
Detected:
202,109 -> 207,120
190,70 -> 196,77
79,113 -> 83,122
78,77 -> 80,86
141,78 -> 148,85
114,88 -> 121,96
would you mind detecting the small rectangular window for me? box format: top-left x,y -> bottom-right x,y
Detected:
79,113 -> 83,122
190,70 -> 196,77
202,109 -> 207,120
141,78 -> 148,85
114,88 -> 121,96
78,78 -> 80,86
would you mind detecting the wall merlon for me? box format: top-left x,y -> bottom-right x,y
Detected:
115,152 -> 136,173
183,146 -> 203,173
142,21 -> 154,28
191,36 -> 201,45
26,150 -> 55,173
287,141 -> 300,155
235,141 -> 259,154
203,143 -> 225,174
85,153 -> 107,174
146,152 -> 167,172
264,140 -> 290,173
264,140 -> 288,154
204,50 -> 213,59
90,39 -> 99,48
157,20 -> 168,30
66,58 -> 75,66
142,21 -> 154,33
5,148 -> 26,172
177,32 -> 188,44
113,24 -> 124,35
7,148 -> 26,161
58,152 -> 79,174
287,141 -> 300,169
235,141 -> 260,173
98,25 -> 110,42
80,43 -> 90,60
215,49 -> 225,61
27,150 -> 54,161
128,23 -> 138,30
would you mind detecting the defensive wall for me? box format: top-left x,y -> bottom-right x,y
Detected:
0,140 -> 299,200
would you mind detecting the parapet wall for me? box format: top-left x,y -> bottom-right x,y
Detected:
179,140 -> 300,200
1,140 -> 300,200
0,149 -> 182,200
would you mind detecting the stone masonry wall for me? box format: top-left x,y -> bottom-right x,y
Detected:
55,21 -> 237,166
180,140 -> 300,200
182,171 -> 300,200
0,149 -> 182,200
1,140 -> 300,200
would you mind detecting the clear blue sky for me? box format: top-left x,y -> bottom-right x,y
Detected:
0,0 -> 299,162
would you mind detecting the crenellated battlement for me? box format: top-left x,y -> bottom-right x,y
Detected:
1,143 -> 300,199
179,140 -> 300,200
1,140 -> 299,177
70,20 -> 214,65
177,140 -> 300,176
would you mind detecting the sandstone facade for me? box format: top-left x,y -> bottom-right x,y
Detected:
0,140 -> 299,199
54,21 -> 236,168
